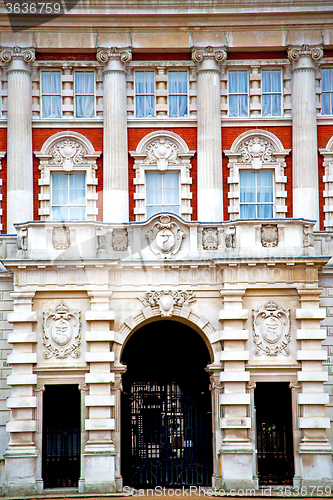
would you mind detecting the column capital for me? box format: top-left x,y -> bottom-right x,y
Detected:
0,46 -> 35,64
96,46 -> 132,64
287,44 -> 323,62
192,45 -> 227,64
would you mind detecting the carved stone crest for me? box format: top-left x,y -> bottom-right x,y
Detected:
261,224 -> 278,247
144,137 -> 180,170
239,136 -> 274,169
146,215 -> 185,257
140,290 -> 196,317
112,229 -> 128,251
43,302 -> 81,359
52,226 -> 70,249
202,228 -> 219,250
49,139 -> 87,170
252,301 -> 290,356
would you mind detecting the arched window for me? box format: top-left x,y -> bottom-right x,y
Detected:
35,132 -> 101,221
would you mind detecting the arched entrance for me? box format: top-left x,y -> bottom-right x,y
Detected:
121,320 -> 213,488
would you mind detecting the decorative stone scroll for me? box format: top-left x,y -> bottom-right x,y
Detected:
140,290 -> 196,317
202,228 -> 219,250
52,226 -> 70,249
287,44 -> 323,62
146,215 -> 185,257
261,224 -> 278,247
192,46 -> 227,64
49,139 -> 87,170
43,302 -> 81,359
252,301 -> 290,356
0,46 -> 35,64
239,136 -> 274,169
96,47 -> 132,64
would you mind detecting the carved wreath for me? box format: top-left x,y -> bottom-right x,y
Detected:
43,302 -> 81,359
252,301 -> 290,356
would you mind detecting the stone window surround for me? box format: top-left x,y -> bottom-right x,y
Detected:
34,131 -> 101,220
320,135 -> 333,231
130,130 -> 195,222
224,129 -> 290,219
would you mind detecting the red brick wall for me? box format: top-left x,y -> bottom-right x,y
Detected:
32,128 -> 103,222
128,128 -> 197,221
222,126 -> 293,221
318,125 -> 333,230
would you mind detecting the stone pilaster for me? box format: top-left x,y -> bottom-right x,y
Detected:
219,288 -> 255,489
97,47 -> 132,223
192,47 -> 226,222
5,291 -> 38,496
0,47 -> 35,233
112,368 -> 126,492
208,370 -> 224,489
82,290 -> 116,493
295,287 -> 332,486
288,45 -> 323,229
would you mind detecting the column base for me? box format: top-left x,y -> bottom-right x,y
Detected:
299,446 -> 333,484
4,452 -> 38,496
220,445 -> 256,490
81,443 -> 116,493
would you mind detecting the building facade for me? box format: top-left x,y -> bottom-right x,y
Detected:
0,0 -> 333,495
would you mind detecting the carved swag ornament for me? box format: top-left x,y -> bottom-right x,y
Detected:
43,302 -> 81,359
141,290 -> 196,317
146,215 -> 185,257
252,301 -> 290,356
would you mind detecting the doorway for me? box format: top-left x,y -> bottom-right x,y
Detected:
254,382 -> 294,485
121,320 -> 213,487
42,385 -> 81,488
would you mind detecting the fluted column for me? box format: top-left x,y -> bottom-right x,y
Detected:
97,47 -> 131,223
0,47 -> 35,233
288,45 -> 323,229
192,47 -> 226,222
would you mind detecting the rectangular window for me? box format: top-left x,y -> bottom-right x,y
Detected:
41,71 -> 61,118
135,71 -> 155,118
52,173 -> 86,221
322,68 -> 333,115
74,71 -> 95,118
239,170 -> 273,219
146,172 -> 180,218
228,70 -> 248,117
262,69 -> 282,117
168,71 -> 188,118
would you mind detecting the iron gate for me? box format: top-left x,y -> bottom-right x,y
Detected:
122,380 -> 212,487
42,385 -> 81,488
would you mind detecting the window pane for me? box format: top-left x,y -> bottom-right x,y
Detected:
136,96 -> 145,118
322,93 -> 331,116
163,205 -> 179,215
75,72 -> 85,93
69,173 -> 85,189
53,174 -> 68,189
52,72 -> 61,93
51,96 -> 61,118
240,171 -> 255,187
257,188 -> 273,203
147,206 -> 162,218
229,71 -> 237,93
169,95 -> 178,118
239,94 -> 248,116
145,72 -> 154,94
272,93 -> 281,116
145,95 -> 155,118
178,95 -> 188,117
164,189 -> 179,205
322,68 -> 331,92
257,171 -> 273,187
135,72 -> 145,93
169,72 -> 178,93
52,206 -> 68,221
178,71 -> 187,93
41,72 -> 51,93
70,207 -> 85,220
271,70 -> 281,92
147,190 -> 162,204
262,94 -> 271,117
262,70 -> 271,92
163,173 -> 178,188
75,96 -> 94,118
229,95 -> 238,117
240,188 -> 255,203
42,96 -> 52,118
257,204 -> 273,218
85,72 -> 94,93
238,71 -> 248,93
146,173 -> 162,189
240,205 -> 256,219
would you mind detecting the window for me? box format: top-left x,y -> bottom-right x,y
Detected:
239,170 -> 273,219
41,71 -> 61,118
322,68 -> 333,115
228,70 -> 248,117
135,71 -> 155,118
52,173 -> 86,221
74,71 -> 95,118
146,172 -> 180,218
168,71 -> 188,118
262,70 -> 282,117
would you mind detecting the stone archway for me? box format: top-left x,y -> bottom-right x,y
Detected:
120,319 -> 214,488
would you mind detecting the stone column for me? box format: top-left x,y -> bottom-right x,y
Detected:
5,291 -> 38,496
97,48 -> 131,223
288,45 -> 323,229
192,47 -> 226,222
0,47 -> 35,233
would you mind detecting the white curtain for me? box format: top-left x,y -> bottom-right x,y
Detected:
146,173 -> 179,218
262,70 -> 281,117
41,71 -> 61,118
75,72 -> 95,118
169,71 -> 188,118
135,71 -> 155,118
229,70 -> 248,117
240,170 -> 273,219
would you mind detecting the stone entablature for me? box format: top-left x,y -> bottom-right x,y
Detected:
1,217 -> 318,262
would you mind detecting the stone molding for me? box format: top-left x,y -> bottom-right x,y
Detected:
224,129 -> 290,219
